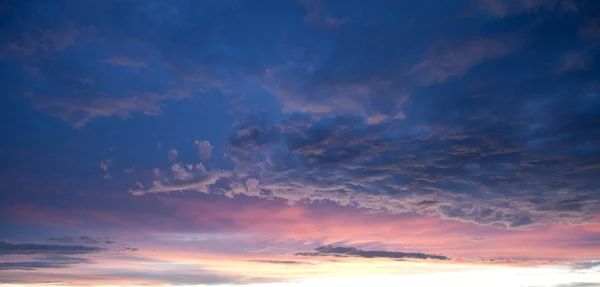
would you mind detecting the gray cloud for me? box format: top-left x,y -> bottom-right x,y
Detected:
295,245 -> 450,261
0,254 -> 93,271
0,260 -> 84,270
0,242 -> 104,255
569,260 -> 600,270
48,236 -> 115,245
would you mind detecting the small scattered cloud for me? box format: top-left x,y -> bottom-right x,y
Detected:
100,159 -> 113,179
124,165 -> 136,174
295,245 -> 450,261
579,17 -> 600,45
79,77 -> 95,87
195,140 -> 213,159
153,168 -> 163,178
99,159 -> 112,171
323,15 -> 348,30
298,0 -> 321,26
168,148 -> 179,162
297,0 -> 347,30
171,163 -> 194,181
557,52 -> 594,73
104,56 -> 148,72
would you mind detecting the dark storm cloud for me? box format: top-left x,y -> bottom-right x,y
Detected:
295,245 -> 450,261
0,242 -> 104,255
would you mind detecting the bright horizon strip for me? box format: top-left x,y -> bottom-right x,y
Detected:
2,265 -> 600,287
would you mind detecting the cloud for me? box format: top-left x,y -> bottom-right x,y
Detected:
48,236 -> 114,245
168,149 -> 179,162
99,160 -> 111,171
557,52 -> 594,73
366,112 -> 406,125
0,24 -> 78,57
479,0 -> 573,17
411,35 -> 523,84
217,93 -> 600,228
323,15 -> 348,30
248,260 -> 314,265
27,89 -> 190,128
298,0 -> 321,26
195,140 -> 214,159
171,163 -> 194,181
570,260 -> 600,270
295,245 -> 450,261
579,17 -> 600,44
0,241 -> 105,255
0,258 -> 90,270
130,170 -> 231,195
104,56 -> 148,72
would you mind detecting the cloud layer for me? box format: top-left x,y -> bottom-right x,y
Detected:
296,245 -> 450,261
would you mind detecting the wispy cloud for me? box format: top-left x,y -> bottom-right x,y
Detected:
0,241 -> 104,255
48,236 -> 114,245
0,24 -> 78,57
27,89 -> 190,128
411,35 -> 523,84
557,52 -> 594,73
479,0 -> 575,17
104,56 -> 149,72
295,245 -> 450,261
0,257 -> 91,270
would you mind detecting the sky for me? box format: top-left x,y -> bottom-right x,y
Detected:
0,0 -> 599,286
